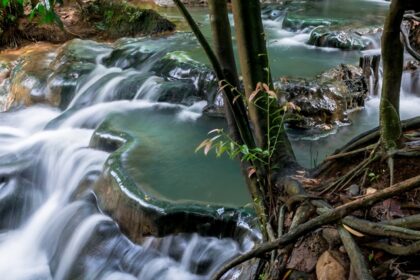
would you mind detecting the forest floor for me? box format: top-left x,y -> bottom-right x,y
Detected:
244,124 -> 420,280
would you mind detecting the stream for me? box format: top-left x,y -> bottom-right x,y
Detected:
0,0 -> 419,279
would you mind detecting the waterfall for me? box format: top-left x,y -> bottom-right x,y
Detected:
0,36 -> 255,280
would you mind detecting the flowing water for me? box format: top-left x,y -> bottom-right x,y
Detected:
0,0 -> 419,279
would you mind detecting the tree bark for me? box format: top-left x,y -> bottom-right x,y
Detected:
379,0 -> 405,150
231,0 -> 296,169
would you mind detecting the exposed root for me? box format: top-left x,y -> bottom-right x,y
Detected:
365,241 -> 420,256
381,214 -> 420,229
210,175 -> 420,280
343,216 -> 420,240
324,144 -> 376,161
338,225 -> 374,280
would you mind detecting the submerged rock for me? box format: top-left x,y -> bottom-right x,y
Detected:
308,27 -> 373,50
283,16 -> 338,32
89,120 -> 256,242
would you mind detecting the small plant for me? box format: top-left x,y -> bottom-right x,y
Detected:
196,81 -> 299,179
368,171 -> 380,183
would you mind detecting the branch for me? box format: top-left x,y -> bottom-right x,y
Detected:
211,175 -> 420,280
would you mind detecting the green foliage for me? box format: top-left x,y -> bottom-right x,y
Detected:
368,171 -> 380,183
196,80 -> 300,177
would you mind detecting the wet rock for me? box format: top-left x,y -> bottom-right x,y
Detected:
5,44 -> 58,110
278,64 -> 368,131
316,250 -> 346,280
150,51 -> 218,105
308,27 -> 373,50
89,121 -> 256,242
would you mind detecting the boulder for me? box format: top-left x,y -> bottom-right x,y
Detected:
81,0 -> 175,39
308,27 -> 373,50
278,64 -> 368,131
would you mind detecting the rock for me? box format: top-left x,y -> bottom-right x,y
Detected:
347,184 -> 360,197
4,43 -> 58,111
308,27 -> 373,50
82,0 -> 175,39
89,120 -> 257,242
150,51 -> 218,105
316,250 -> 346,280
278,64 -> 368,131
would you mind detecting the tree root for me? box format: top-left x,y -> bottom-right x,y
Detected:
313,116 -> 420,177
381,214 -> 420,229
365,241 -> 420,256
338,225 -> 374,280
343,216 -> 420,240
210,175 -> 420,280
319,154 -> 379,194
324,144 -> 376,161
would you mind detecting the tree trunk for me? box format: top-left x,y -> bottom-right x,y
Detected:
207,0 -> 270,238
379,0 -> 414,151
231,0 -> 296,173
208,0 -> 240,142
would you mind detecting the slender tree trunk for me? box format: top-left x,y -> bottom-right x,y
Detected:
379,0 -> 405,151
207,0 -> 270,238
208,0 -> 240,142
231,0 -> 296,170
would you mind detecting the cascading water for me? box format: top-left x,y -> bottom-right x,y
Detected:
0,35 -> 255,280
0,1 -> 418,279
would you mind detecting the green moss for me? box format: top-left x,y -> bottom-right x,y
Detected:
83,0 -> 175,39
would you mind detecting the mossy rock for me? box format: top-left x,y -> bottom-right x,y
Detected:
83,0 -> 176,39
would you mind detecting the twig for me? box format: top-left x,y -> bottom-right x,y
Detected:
338,225 -> 374,280
210,175 -> 420,280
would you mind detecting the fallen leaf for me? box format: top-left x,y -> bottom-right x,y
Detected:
343,224 -> 365,237
316,251 -> 346,280
366,187 -> 377,195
